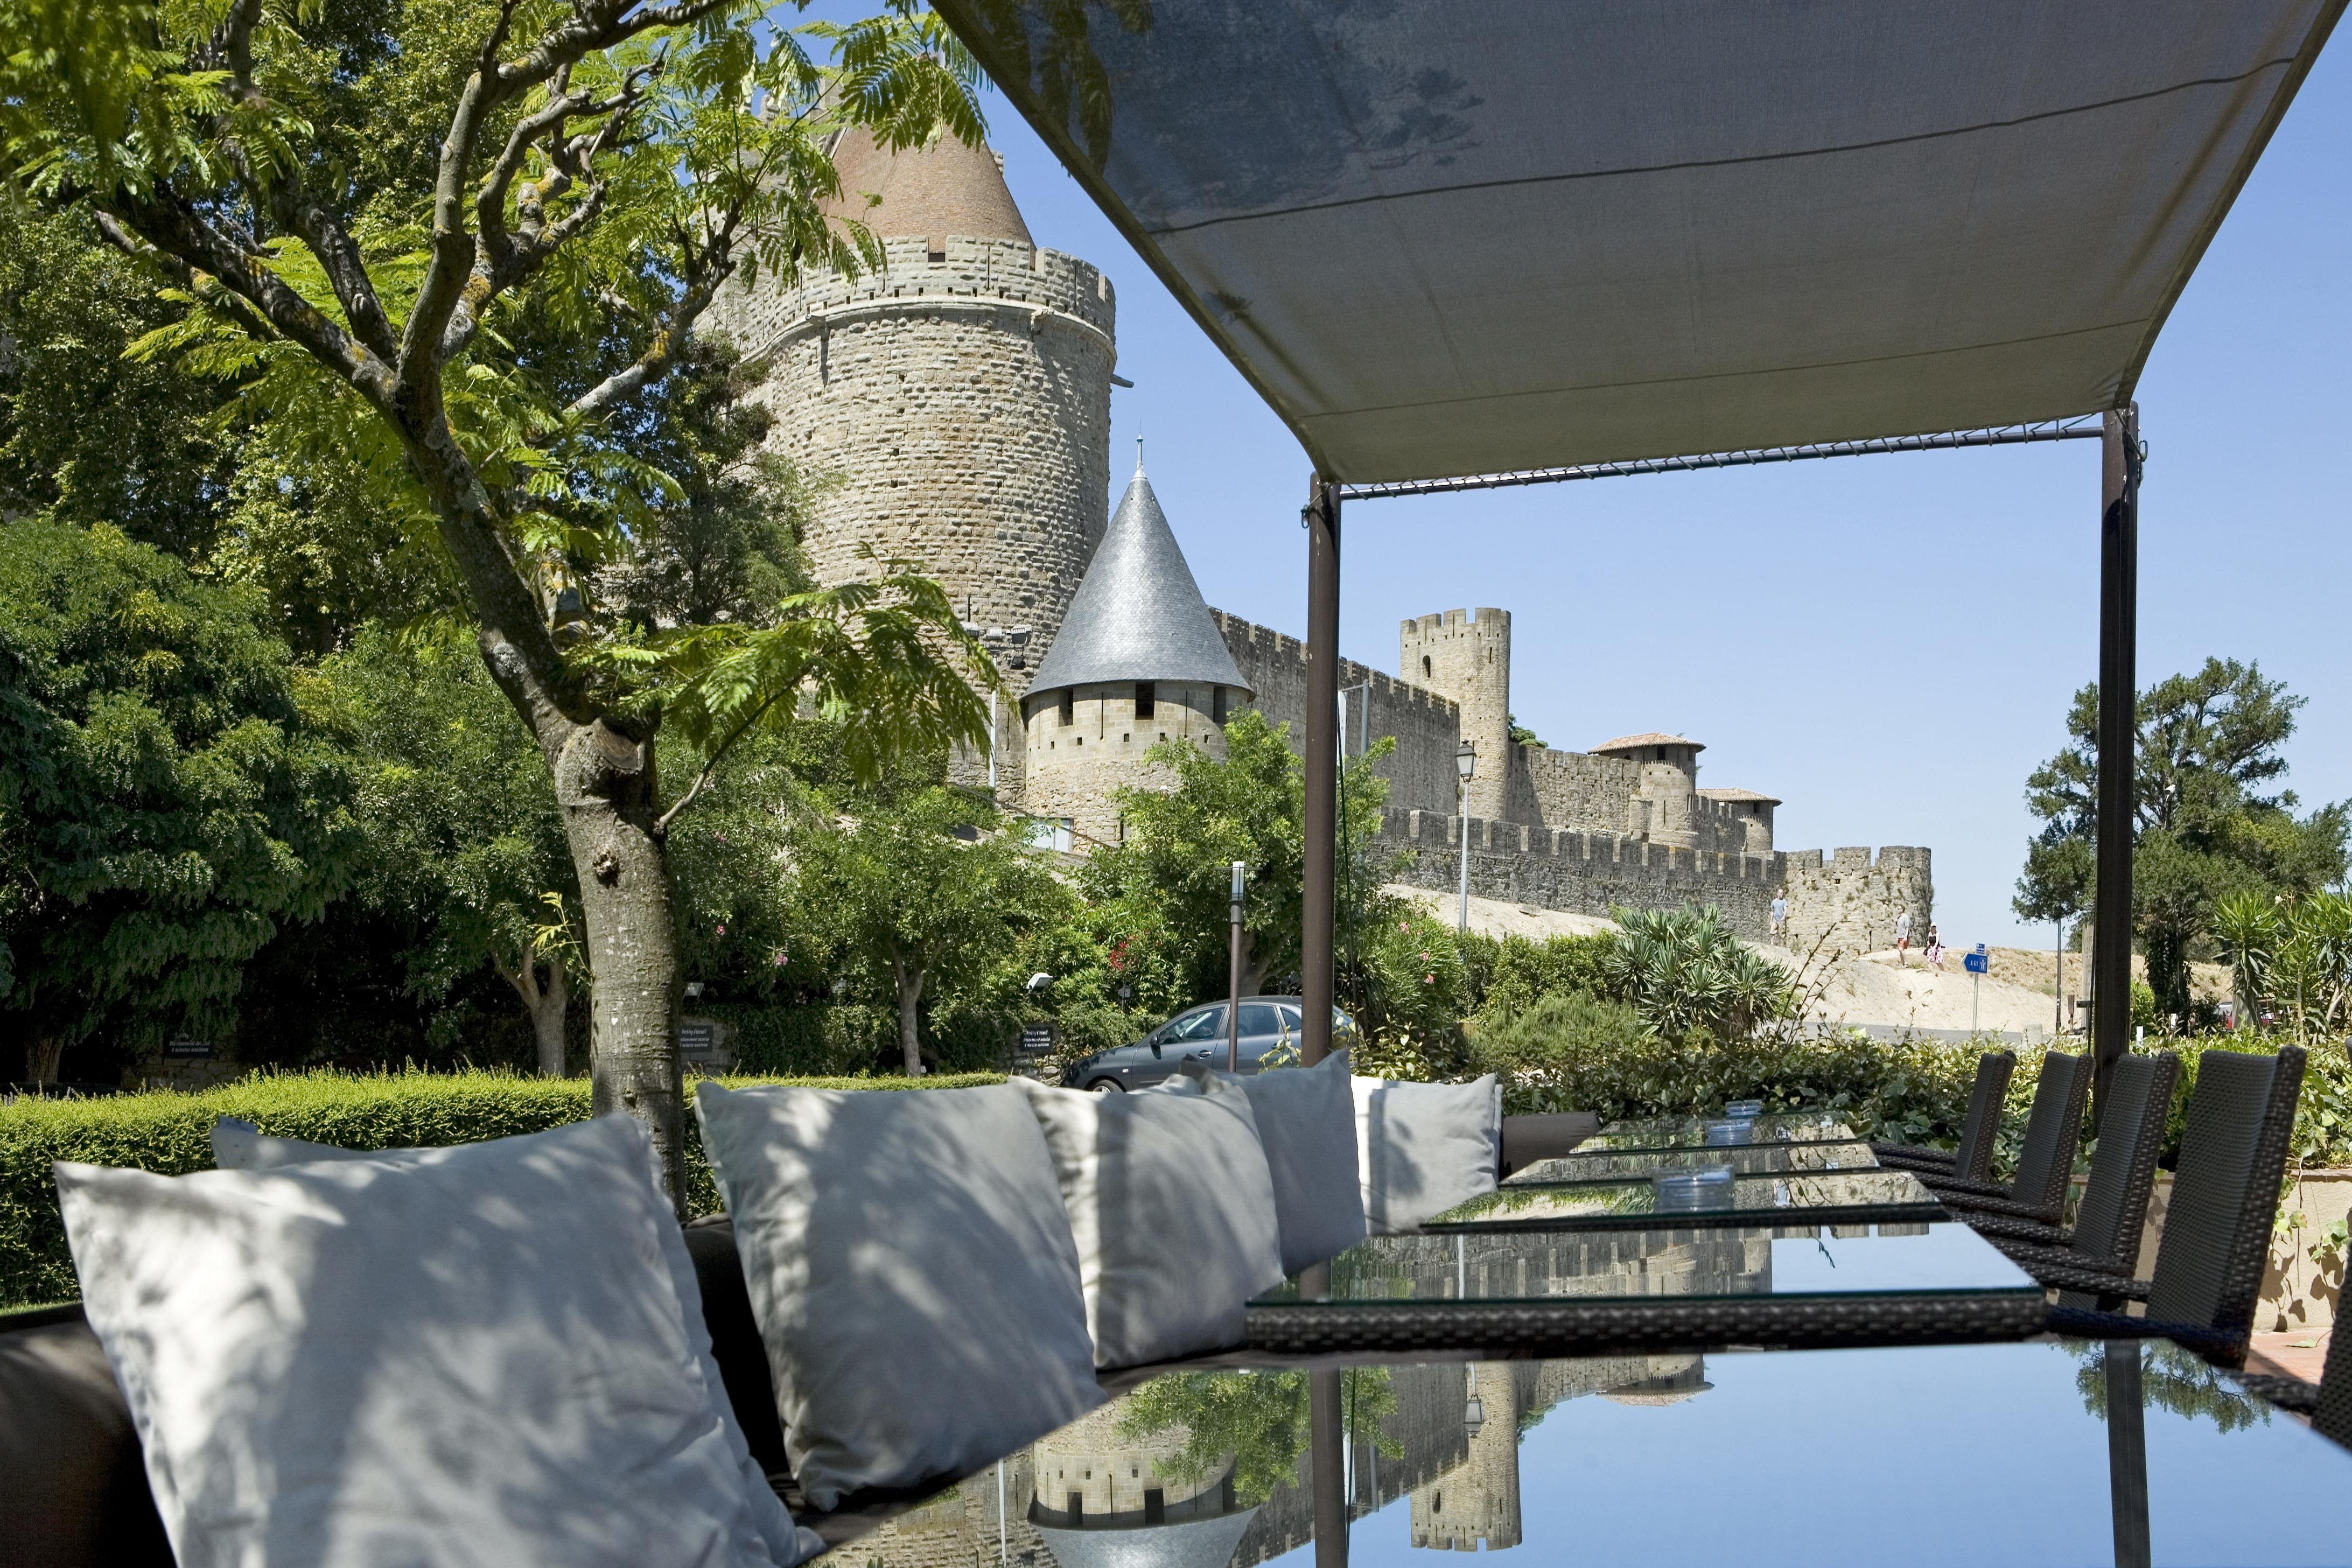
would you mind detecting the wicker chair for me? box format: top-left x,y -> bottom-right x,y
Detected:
2035,1047 -> 2307,1368
1914,1052 -> 2092,1225
1872,1050 -> 2014,1182
2237,1321 -> 2350,1450
1969,1052 -> 2179,1272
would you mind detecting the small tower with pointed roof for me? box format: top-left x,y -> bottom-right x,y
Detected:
711,125 -> 1116,801
1019,459 -> 1252,846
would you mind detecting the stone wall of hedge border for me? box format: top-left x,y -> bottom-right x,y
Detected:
0,1069 -> 1001,1311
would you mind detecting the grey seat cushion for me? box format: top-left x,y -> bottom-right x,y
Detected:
1,1218 -> 782,1568
1501,1112 -> 1599,1178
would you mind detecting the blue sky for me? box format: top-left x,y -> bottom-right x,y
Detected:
812,10 -> 2352,950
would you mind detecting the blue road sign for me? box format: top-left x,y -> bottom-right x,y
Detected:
1964,951 -> 1990,975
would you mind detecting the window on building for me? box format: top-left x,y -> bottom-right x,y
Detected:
1213,687 -> 1228,723
1655,747 -> 1664,761
1135,681 -> 1156,718
1059,689 -> 1073,726
1422,655 -> 1432,679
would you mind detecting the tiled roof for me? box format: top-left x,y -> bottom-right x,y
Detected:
1590,732 -> 1703,755
1699,787 -> 1780,805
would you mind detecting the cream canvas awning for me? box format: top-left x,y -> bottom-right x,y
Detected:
937,1 -> 2341,484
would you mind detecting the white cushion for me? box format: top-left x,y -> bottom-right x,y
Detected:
1176,1052 -> 1367,1274
1350,1075 -> 1503,1233
205,1115 -> 810,1560
694,1082 -> 1102,1509
1010,1073 -> 1285,1369
60,1114 -> 811,1568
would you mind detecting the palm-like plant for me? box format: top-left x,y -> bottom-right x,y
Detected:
1600,906 -> 1795,1042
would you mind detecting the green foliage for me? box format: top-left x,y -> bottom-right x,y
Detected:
792,786 -> 1073,1073
325,626 -> 575,1040
2070,1339 -> 2267,1434
0,197 -> 229,554
1464,990 -> 1646,1080
0,1065 -> 1003,1309
1598,906 -> 1796,1041
2016,659 -> 2348,1018
1457,930 -> 1614,1018
0,520 -> 360,1078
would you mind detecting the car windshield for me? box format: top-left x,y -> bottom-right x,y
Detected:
1168,1007 -> 1226,1041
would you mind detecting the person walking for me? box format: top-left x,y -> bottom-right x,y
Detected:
1770,892 -> 1788,945
1894,909 -> 1912,967
1926,922 -> 1944,971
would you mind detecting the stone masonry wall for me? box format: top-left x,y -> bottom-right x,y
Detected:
1213,610 -> 1462,817
712,234 -> 1115,803
1377,809 -> 1785,937
1782,846 -> 1935,956
1512,746 -> 1643,836
1019,682 -> 1229,847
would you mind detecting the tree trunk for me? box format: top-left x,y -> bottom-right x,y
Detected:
498,944 -> 572,1079
895,958 -> 925,1076
554,719 -> 687,1213
26,1037 -> 63,1085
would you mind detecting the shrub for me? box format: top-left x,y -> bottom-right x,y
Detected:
0,1066 -> 1000,1310
1464,990 -> 1645,1078
1456,931 -> 1614,1017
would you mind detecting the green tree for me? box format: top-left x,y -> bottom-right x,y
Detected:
1083,710 -> 1393,1005
2014,659 -> 2347,1021
329,626 -> 579,1073
794,787 -> 1067,1075
0,197 -> 230,554
0,520 -> 360,1082
1,0 -> 997,1201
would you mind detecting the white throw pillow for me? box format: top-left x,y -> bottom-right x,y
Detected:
694,1082 -> 1102,1509
205,1115 -> 809,1559
1010,1073 -> 1285,1369
1176,1052 -> 1367,1275
1351,1075 -> 1503,1233
60,1114 -> 812,1568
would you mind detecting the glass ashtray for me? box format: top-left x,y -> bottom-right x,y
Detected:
1701,1119 -> 1756,1145
1654,1166 -> 1737,1212
1723,1100 -> 1765,1119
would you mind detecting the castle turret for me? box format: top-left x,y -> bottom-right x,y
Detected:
1698,786 -> 1779,854
1411,1362 -> 1521,1552
1020,463 -> 1252,847
711,126 -> 1116,800
1591,732 -> 1704,848
1399,609 -> 1511,821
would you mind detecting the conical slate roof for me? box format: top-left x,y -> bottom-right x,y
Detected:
1030,466 -> 1252,698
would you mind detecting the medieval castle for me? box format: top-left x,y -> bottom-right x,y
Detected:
712,129 -> 1930,947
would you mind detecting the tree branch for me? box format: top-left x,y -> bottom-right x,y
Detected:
654,690 -> 782,838
107,187 -> 397,408
92,211 -> 280,343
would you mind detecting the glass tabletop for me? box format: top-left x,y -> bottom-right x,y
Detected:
1427,1167 -> 1941,1233
1250,1220 -> 2032,1307
1579,1110 -> 1858,1151
808,1339 -> 2352,1568
1506,1138 -> 1878,1185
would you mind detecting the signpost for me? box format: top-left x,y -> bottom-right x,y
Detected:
1020,1024 -> 1055,1055
1964,945 -> 1989,1037
678,1021 -> 716,1060
164,1038 -> 214,1060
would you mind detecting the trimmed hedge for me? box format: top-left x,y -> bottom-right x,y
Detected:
0,1068 -> 1000,1311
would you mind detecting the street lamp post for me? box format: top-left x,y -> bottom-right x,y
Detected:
1455,741 -> 1476,931
1228,860 -> 1247,1071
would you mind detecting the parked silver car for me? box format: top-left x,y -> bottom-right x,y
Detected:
1060,998 -> 1357,1091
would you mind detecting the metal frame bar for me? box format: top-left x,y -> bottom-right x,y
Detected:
2092,408 -> 2143,1114
1336,418 -> 2102,502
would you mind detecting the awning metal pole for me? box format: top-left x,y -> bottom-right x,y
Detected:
2091,407 -> 2141,1115
1301,478 -> 1343,1066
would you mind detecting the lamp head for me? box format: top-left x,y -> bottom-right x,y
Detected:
1456,741 -> 1476,781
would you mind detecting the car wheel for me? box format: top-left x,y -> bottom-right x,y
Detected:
1086,1077 -> 1126,1094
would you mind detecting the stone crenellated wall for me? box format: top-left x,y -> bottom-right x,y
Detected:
1375,809 -> 1786,937
712,233 -> 1116,802
1212,610 -> 1463,818
1513,745 -> 1644,836
1782,846 -> 1935,955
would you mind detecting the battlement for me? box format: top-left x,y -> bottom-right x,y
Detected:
713,235 -> 1115,367
1783,845 -> 1931,875
1210,610 -> 1459,722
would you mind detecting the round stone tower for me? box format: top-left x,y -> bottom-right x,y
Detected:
1399,608 -> 1511,821
711,126 -> 1116,799
1020,461 -> 1252,848
1592,732 -> 1705,848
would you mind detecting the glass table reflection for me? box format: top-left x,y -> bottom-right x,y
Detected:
1243,1221 -> 2042,1355
1434,1167 -> 1942,1233
1506,1137 -> 1878,1185
1577,1110 -> 1858,1152
802,1340 -> 2352,1568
